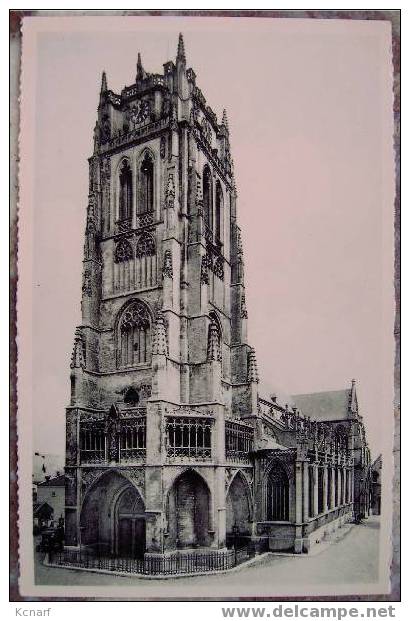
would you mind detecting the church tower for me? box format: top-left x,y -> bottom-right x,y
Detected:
65,35 -> 257,557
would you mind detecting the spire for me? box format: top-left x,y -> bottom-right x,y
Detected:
177,32 -> 186,64
136,52 -> 146,81
100,71 -> 107,93
350,378 -> 358,414
248,348 -> 259,383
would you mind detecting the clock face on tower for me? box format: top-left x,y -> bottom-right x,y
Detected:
130,100 -> 150,126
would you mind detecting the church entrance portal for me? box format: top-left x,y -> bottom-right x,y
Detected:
80,471 -> 146,558
115,485 -> 146,558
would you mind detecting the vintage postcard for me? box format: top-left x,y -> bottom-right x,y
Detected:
13,11 -> 399,601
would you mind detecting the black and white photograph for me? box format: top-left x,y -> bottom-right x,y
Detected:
11,9 -> 399,603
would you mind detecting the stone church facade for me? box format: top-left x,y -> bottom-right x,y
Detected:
65,35 -> 371,561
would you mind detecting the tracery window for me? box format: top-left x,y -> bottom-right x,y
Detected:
266,465 -> 289,521
138,152 -> 154,215
136,232 -> 156,258
118,301 -> 151,367
215,181 -> 224,245
203,165 -> 213,234
114,239 -> 133,263
119,160 -> 133,221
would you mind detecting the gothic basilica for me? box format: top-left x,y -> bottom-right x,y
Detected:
65,35 -> 372,565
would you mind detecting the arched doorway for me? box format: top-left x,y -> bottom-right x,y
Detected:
226,473 -> 252,537
168,470 -> 210,549
80,470 -> 146,557
115,485 -> 146,558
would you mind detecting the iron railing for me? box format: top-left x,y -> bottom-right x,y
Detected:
49,547 -> 251,576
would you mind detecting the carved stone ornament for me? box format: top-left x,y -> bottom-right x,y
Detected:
123,467 -> 145,491
162,249 -> 173,279
166,173 -> 176,209
213,256 -> 224,280
129,99 -> 151,127
201,116 -> 212,145
81,469 -> 104,496
101,157 -> 111,181
160,136 -> 166,159
100,114 -> 111,144
82,269 -> 92,296
241,294 -> 248,318
70,330 -> 86,369
200,255 -> 209,285
139,383 -> 152,400
105,405 -> 120,462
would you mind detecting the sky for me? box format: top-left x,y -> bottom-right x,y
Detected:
22,15 -> 395,460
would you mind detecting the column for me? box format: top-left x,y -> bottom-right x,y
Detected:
294,461 -> 304,553
295,461 -> 303,523
329,466 -> 335,510
337,468 -> 342,507
145,401 -> 164,554
313,462 -> 319,517
323,463 -> 329,513
302,461 -> 310,522
214,404 -> 226,548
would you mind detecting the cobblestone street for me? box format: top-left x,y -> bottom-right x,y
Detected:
34,516 -> 381,598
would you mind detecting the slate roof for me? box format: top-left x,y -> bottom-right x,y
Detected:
292,389 -> 352,422
37,474 -> 66,487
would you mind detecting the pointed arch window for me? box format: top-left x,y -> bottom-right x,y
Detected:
215,181 -> 224,245
203,165 -> 213,233
135,232 -> 156,258
114,239 -> 133,263
118,301 -> 151,367
124,387 -> 139,405
266,465 -> 289,521
119,160 -> 133,221
138,152 -> 154,215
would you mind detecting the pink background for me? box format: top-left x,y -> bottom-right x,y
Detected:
25,16 -> 394,461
